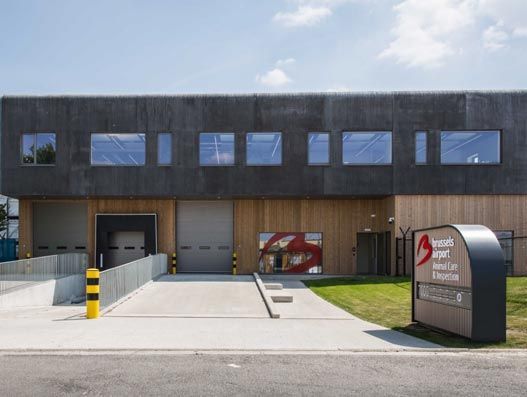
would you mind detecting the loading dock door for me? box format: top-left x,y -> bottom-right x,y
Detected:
107,231 -> 145,267
177,201 -> 233,273
33,202 -> 88,257
95,214 -> 157,270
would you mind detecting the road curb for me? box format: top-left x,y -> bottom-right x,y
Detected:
253,273 -> 280,319
0,348 -> 526,356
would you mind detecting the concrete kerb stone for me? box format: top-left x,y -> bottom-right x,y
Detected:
253,273 -> 280,319
264,283 -> 283,290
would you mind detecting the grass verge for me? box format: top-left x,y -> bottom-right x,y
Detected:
304,276 -> 527,348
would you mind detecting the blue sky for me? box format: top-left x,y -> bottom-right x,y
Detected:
1,0 -> 526,94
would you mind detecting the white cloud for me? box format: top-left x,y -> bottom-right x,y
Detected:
255,68 -> 292,87
483,23 -> 508,51
273,5 -> 332,27
513,27 -> 527,37
272,0 -> 357,27
276,58 -> 296,67
379,0 -> 527,68
478,0 -> 527,37
378,0 -> 477,69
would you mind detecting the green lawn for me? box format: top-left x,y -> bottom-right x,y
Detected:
304,276 -> 527,348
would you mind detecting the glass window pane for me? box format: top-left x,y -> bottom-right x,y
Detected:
258,232 -> 322,274
22,134 -> 35,164
441,131 -> 500,164
246,132 -> 282,165
158,133 -> 172,165
415,131 -> 427,164
91,133 -> 146,165
36,133 -> 56,164
308,133 -> 329,165
342,131 -> 392,164
200,133 -> 235,165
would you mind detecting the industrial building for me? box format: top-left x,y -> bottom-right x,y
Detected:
1,92 -> 526,275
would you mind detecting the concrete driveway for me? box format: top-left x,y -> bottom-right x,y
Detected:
0,274 -> 440,351
106,274 -> 269,318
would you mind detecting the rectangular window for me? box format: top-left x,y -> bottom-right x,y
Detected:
308,132 -> 330,165
199,133 -> 235,165
21,132 -> 56,165
246,132 -> 282,165
91,133 -> 146,166
158,133 -> 172,165
342,131 -> 392,165
440,130 -> 500,164
415,131 -> 427,164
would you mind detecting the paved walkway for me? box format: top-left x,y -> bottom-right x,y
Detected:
0,274 -> 440,351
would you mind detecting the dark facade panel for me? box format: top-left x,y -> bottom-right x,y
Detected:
1,92 -> 527,198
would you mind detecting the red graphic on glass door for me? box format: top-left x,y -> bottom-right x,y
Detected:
258,232 -> 322,273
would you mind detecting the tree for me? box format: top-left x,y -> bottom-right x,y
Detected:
36,143 -> 56,164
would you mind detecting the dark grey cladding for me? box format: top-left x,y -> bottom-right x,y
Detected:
1,91 -> 527,198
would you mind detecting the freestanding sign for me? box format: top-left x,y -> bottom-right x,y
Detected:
412,225 -> 506,342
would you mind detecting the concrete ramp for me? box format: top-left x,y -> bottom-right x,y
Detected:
105,274 -> 270,318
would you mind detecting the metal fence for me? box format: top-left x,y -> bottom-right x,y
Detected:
395,238 -> 413,276
0,253 -> 88,295
99,254 -> 167,308
496,236 -> 526,276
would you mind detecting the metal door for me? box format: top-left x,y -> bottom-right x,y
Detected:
177,201 -> 233,273
106,231 -> 145,268
33,202 -> 88,257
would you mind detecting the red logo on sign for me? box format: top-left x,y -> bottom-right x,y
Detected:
416,234 -> 432,267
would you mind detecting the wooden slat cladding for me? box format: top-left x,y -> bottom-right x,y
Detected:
234,199 -> 395,274
415,300 -> 472,338
18,199 -> 33,258
394,195 -> 527,275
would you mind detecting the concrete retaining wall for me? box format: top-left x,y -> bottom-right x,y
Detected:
0,275 -> 85,308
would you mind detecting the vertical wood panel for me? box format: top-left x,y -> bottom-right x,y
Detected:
234,199 -> 393,275
18,199 -> 32,258
395,195 -> 527,275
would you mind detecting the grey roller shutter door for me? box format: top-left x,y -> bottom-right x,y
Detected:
177,201 -> 233,273
33,202 -> 88,257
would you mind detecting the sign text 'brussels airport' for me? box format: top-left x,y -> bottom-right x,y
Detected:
413,225 -> 506,342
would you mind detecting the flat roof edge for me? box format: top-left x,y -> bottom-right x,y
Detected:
2,89 -> 527,100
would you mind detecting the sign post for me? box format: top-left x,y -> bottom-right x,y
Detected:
412,224 -> 506,342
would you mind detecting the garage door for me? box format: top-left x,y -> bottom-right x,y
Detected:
107,231 -> 145,268
33,202 -> 88,257
177,201 -> 233,273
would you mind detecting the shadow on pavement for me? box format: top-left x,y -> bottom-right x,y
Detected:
364,329 -> 440,348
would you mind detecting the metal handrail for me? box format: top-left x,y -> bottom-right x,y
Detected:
0,253 -> 88,295
99,254 -> 167,308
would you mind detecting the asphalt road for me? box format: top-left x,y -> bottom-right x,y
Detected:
0,352 -> 526,396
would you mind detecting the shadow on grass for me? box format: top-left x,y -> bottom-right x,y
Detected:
303,276 -> 411,288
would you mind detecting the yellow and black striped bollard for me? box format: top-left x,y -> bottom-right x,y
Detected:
86,268 -> 100,319
232,252 -> 237,275
171,253 -> 177,274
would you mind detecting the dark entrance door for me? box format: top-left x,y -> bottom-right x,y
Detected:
357,232 -> 390,275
